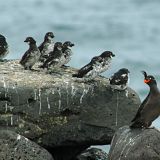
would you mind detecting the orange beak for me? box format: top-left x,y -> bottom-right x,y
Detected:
144,79 -> 151,83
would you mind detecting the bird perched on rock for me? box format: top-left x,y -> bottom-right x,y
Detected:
61,41 -> 74,66
130,71 -> 160,128
109,68 -> 130,90
20,37 -> 41,70
0,34 -> 9,60
72,51 -> 115,79
41,42 -> 63,69
99,51 -> 115,73
38,32 -> 55,62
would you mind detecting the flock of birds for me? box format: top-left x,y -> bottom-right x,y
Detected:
0,32 -> 160,129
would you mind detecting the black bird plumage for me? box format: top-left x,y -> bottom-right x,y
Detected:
72,51 -> 115,79
42,42 -> 63,69
72,55 -> 104,79
0,34 -> 9,60
130,71 -> 160,128
38,32 -> 55,62
20,37 -> 40,70
109,68 -> 130,90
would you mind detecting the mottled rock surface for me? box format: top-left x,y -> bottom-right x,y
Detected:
0,129 -> 53,160
76,147 -> 108,160
0,60 -> 140,159
108,126 -> 160,160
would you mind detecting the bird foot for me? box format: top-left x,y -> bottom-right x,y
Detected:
61,65 -> 69,68
146,126 -> 155,129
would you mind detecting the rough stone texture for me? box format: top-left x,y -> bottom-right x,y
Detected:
76,147 -> 108,160
0,60 -> 140,159
0,129 -> 53,160
108,126 -> 160,160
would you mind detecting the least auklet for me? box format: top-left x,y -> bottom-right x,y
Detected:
109,68 -> 130,90
72,51 -> 115,80
72,55 -> 104,79
61,41 -> 74,66
130,71 -> 160,128
99,51 -> 115,73
0,34 -> 9,60
20,37 -> 41,70
38,32 -> 55,62
41,42 -> 63,69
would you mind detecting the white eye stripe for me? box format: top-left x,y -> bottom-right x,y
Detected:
121,74 -> 127,77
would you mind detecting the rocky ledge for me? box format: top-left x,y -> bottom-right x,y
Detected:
0,60 -> 140,160
108,126 -> 160,160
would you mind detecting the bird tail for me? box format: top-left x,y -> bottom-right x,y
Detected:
72,73 -> 79,77
130,121 -> 144,129
19,59 -> 24,65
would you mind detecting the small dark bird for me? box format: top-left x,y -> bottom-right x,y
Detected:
62,41 -> 74,66
38,32 -> 54,62
99,51 -> 115,73
130,71 -> 160,128
20,37 -> 40,70
72,51 -> 115,79
109,68 -> 130,90
42,42 -> 63,69
0,34 -> 9,60
73,56 -> 103,78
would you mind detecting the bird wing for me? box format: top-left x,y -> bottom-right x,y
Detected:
20,50 -> 30,65
76,62 -> 93,78
38,42 -> 44,52
42,50 -> 60,67
131,93 -> 150,122
64,49 -> 72,57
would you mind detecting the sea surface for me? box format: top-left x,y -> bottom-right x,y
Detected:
1,0 -> 160,153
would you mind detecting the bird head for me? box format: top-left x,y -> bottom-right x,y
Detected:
100,51 -> 115,58
24,37 -> 36,45
45,32 -> 54,39
0,34 -> 7,44
54,42 -> 63,50
63,41 -> 74,47
119,68 -> 130,74
142,71 -> 157,85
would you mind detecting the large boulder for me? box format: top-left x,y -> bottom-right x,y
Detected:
0,60 -> 140,159
108,126 -> 160,160
0,129 -> 53,160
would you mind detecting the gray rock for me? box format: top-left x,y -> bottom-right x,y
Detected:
108,126 -> 160,160
76,147 -> 108,160
0,60 -> 140,159
0,129 -> 53,160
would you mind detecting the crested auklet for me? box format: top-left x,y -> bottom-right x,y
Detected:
41,42 -> 63,69
72,51 -> 115,79
38,32 -> 55,62
0,34 -> 9,60
109,68 -> 130,90
20,37 -> 41,70
61,41 -> 74,66
130,71 -> 160,128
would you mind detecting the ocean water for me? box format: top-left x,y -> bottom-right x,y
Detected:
1,0 -> 160,154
